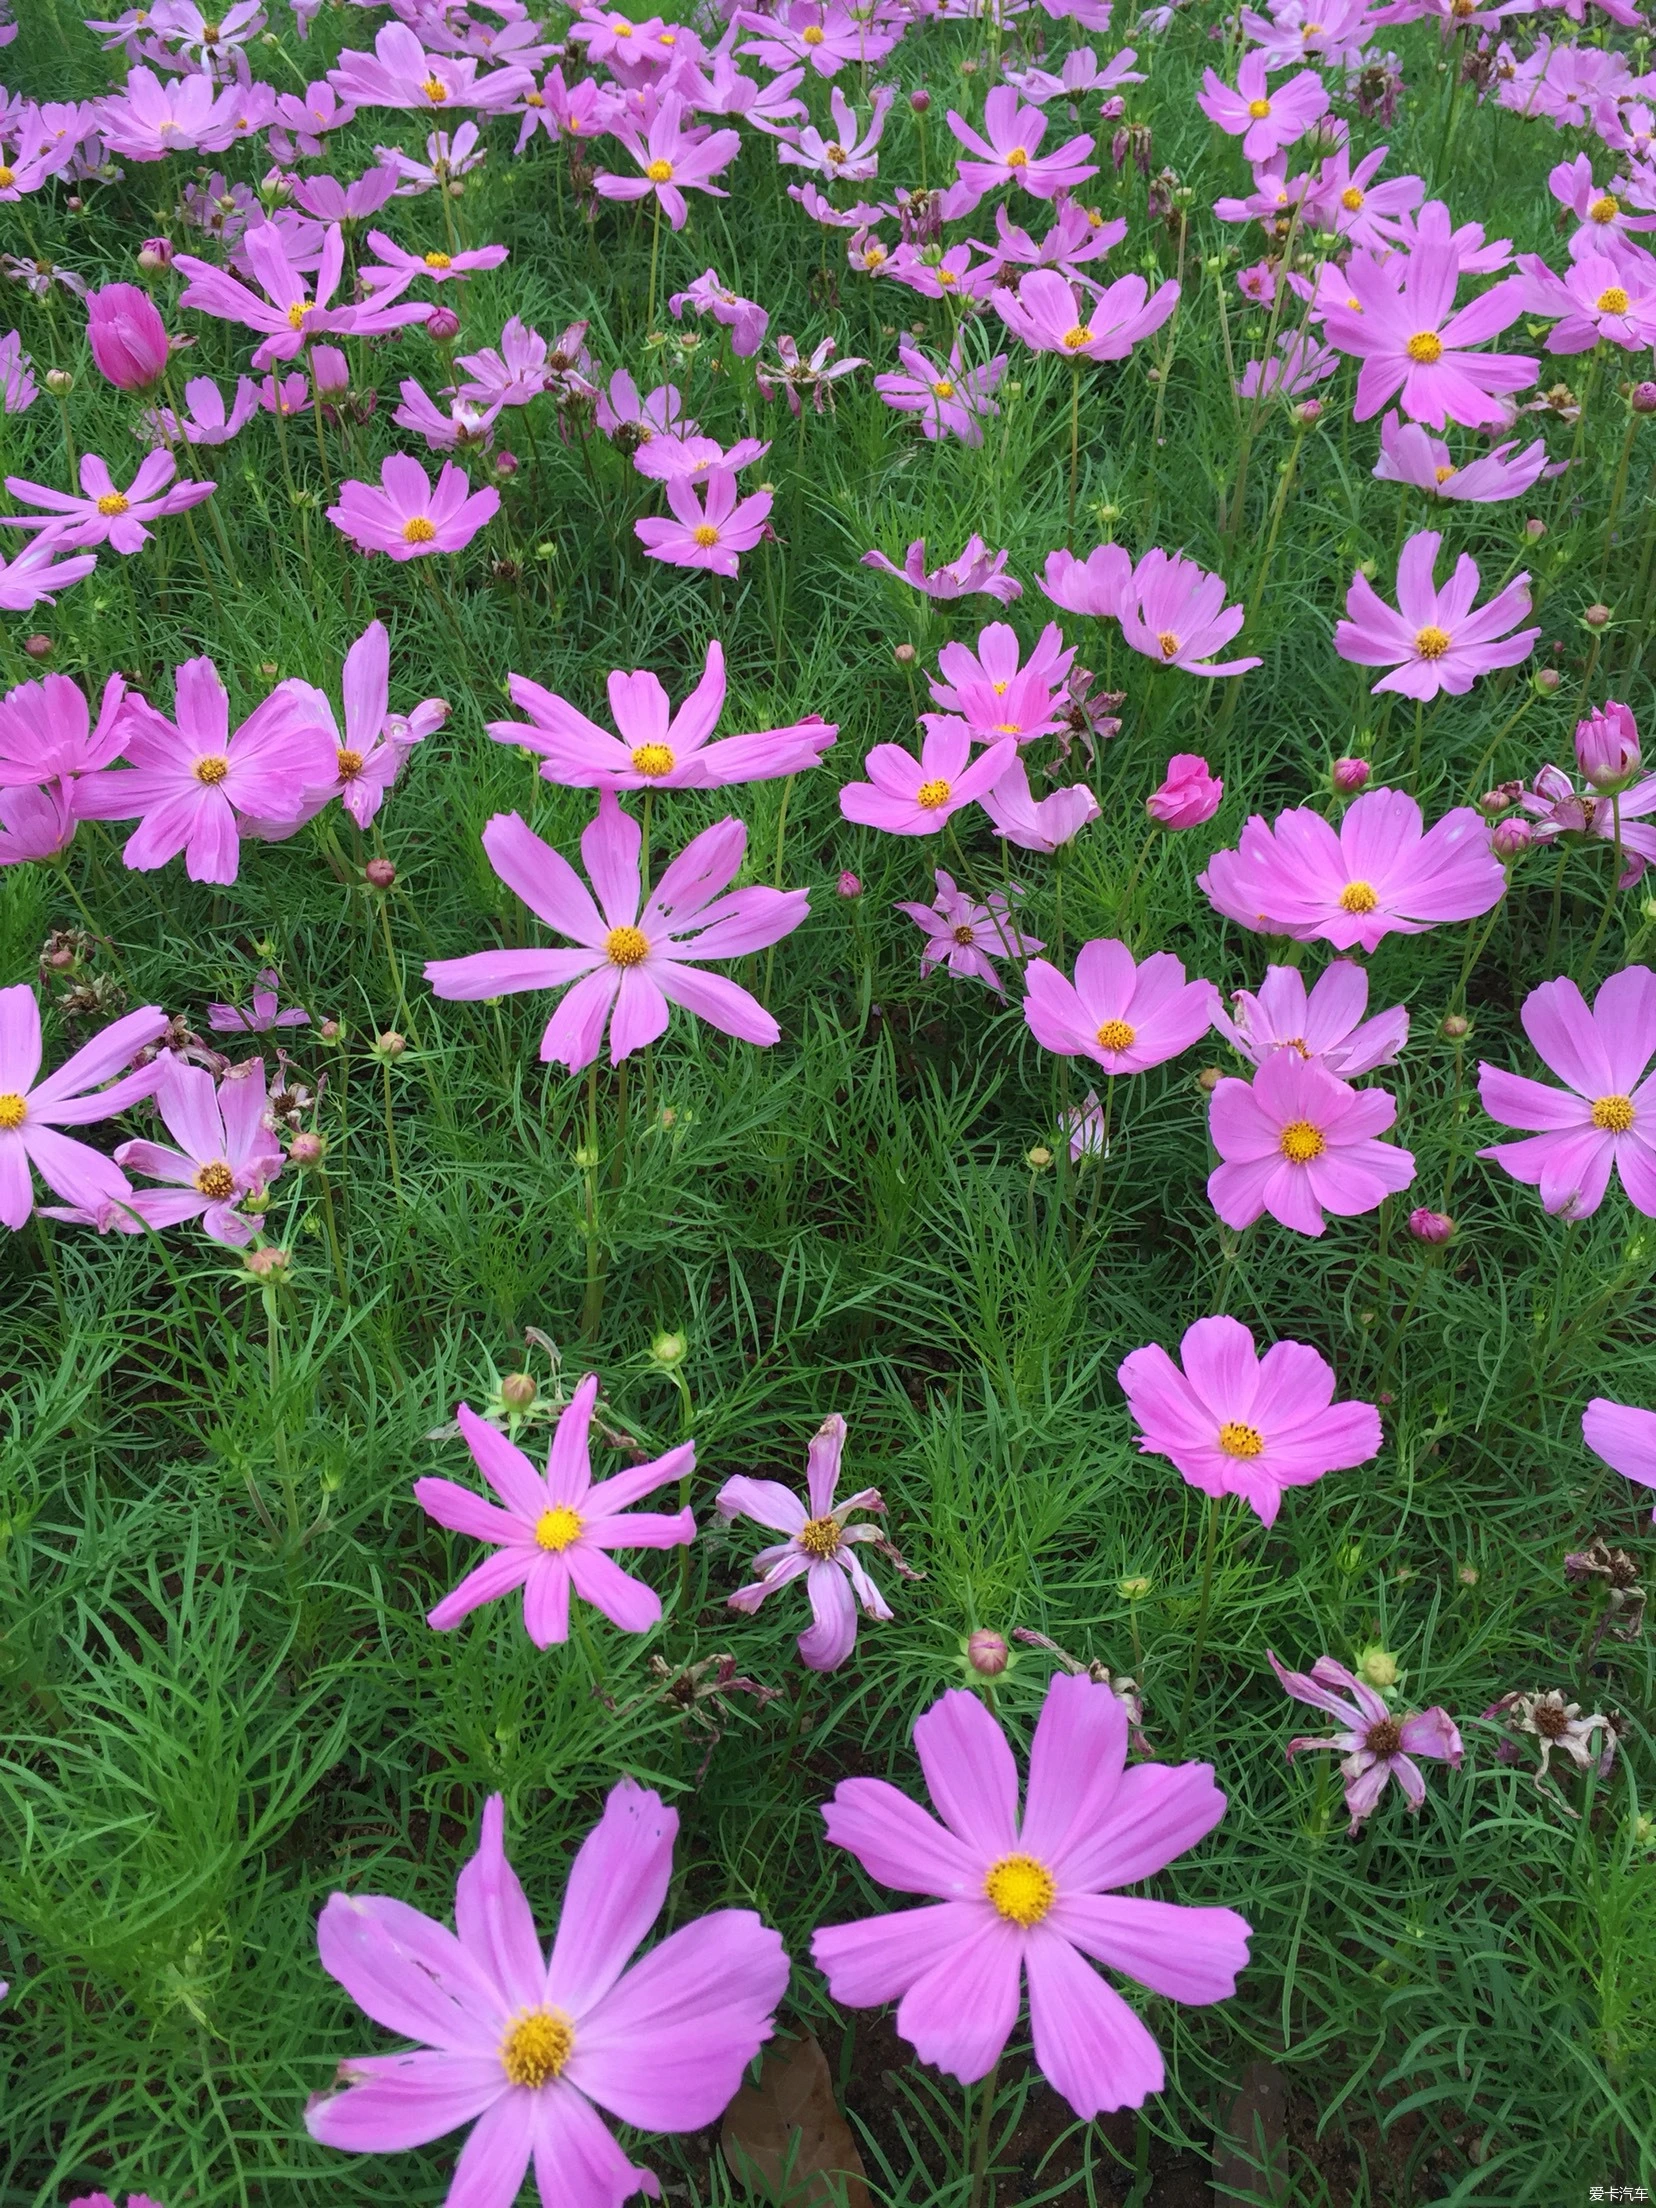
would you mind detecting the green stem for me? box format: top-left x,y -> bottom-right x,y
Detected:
967,2056 -> 1001,2208
1172,1498 -> 1220,1755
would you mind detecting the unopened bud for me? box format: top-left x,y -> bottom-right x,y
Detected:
1523,515 -> 1546,541
493,449 -> 519,479
1440,1013 -> 1470,1040
45,369 -> 73,395
243,1245 -> 291,1278
1458,1563 -> 1479,1586
1293,396 -> 1324,426
1026,1144 -> 1053,1170
1584,602 -> 1613,630
1354,1642 -> 1401,1690
966,1628 -> 1009,1675
1633,380 -> 1656,414
1408,1207 -> 1455,1243
364,857 -> 397,889
909,86 -> 931,112
318,1017 -> 342,1042
1332,756 -> 1370,794
1491,816 -> 1533,859
499,1371 -> 538,1410
137,244 -> 172,276
650,1330 -> 688,1367
1533,667 -> 1562,694
23,633 -> 52,660
1478,782 -> 1520,815
426,305 -> 461,343
1100,94 -> 1126,121
375,1029 -> 407,1059
1196,1065 -> 1223,1092
1117,1573 -> 1152,1599
837,870 -> 861,897
893,642 -> 916,666
288,1131 -> 325,1169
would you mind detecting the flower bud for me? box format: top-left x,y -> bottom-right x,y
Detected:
1118,1573 -> 1152,1598
426,304 -> 461,343
909,86 -> 931,112
137,240 -> 173,276
364,857 -> 397,889
288,1131 -> 325,1169
966,1628 -> 1008,1676
1292,396 -> 1324,426
649,1330 -> 688,1367
1491,816 -> 1533,859
243,1245 -> 291,1278
1533,666 -> 1562,694
1332,756 -> 1370,794
1522,515 -> 1546,541
1457,1563 -> 1479,1586
1584,602 -> 1613,630
499,1371 -> 538,1410
1576,698 -> 1641,791
1634,380 -> 1656,415
374,1029 -> 407,1059
44,369 -> 73,396
85,281 -> 171,392
1100,94 -> 1126,121
893,641 -> 916,666
836,870 -> 861,897
1196,1065 -> 1223,1092
1440,1013 -> 1470,1040
1026,1144 -> 1054,1170
1478,782 -> 1520,815
310,342 -> 350,398
23,633 -> 52,660
1147,753 -> 1222,829
1354,1642 -> 1401,1690
319,1018 -> 342,1042
1408,1207 -> 1455,1243
493,449 -> 519,479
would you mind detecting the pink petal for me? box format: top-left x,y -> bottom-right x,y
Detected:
546,1779 -> 676,2017
1050,1893 -> 1251,2003
913,1688 -> 1020,1857
305,2049 -> 506,2153
315,1890 -> 507,2051
894,1914 -> 1023,2082
1023,1927 -> 1164,2118
455,1795 -> 549,2018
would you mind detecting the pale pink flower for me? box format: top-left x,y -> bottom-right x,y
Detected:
96,64 -> 245,160
738,0 -> 902,79
776,86 -> 894,182
980,754 -> 1099,850
992,266 -> 1179,361
1478,966 -> 1656,1218
0,987 -> 167,1230
1213,961 -> 1408,1077
1547,152 -> 1656,251
1269,1650 -> 1462,1833
635,468 -> 773,576
1517,246 -> 1656,352
1372,410 -> 1549,501
1335,530 -> 1539,699
593,94 -> 741,229
928,620 -> 1075,745
326,21 -> 531,111
1039,542 -> 1132,619
1024,938 -> 1217,1074
972,200 -> 1127,290
207,968 -> 309,1034
326,454 -> 499,561
0,669 -> 127,799
718,1414 -> 892,1669
755,332 -> 867,415
631,432 -> 770,486
1320,246 -> 1536,428
1207,1052 -> 1415,1235
143,373 -> 260,448
0,536 -> 96,611
114,1057 -> 284,1247
861,535 -> 1022,604
0,329 -> 34,414
896,868 -> 1042,992
668,268 -> 769,358
2,451 -> 215,556
1119,550 -> 1260,677
174,221 -> 428,370
0,786 -> 75,865
454,317 -> 556,407
945,84 -> 1099,205
838,722 -> 1016,836
268,620 -> 444,829
874,340 -> 1006,445
596,372 -> 690,443
1236,328 -> 1337,400
359,231 -> 510,293
1197,54 -> 1328,159
1583,1395 -> 1656,1519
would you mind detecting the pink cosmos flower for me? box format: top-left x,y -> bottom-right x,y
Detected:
631,432 -> 770,487
929,621 -> 1074,746
717,1414 -> 893,1669
755,333 -> 868,415
896,868 -> 1042,992
113,1058 -> 284,1247
1477,966 -> 1656,1218
874,341 -> 1006,446
1119,550 -> 1260,678
1039,542 -> 1132,619
305,1784 -> 787,2202
1336,530 -> 1538,700
454,317 -> 555,407
0,536 -> 96,611
0,670 -> 127,799
1024,939 -> 1216,1075
1583,1396 -> 1656,1519
993,267 -> 1179,362
144,373 -> 260,449
0,987 -> 166,1230
597,372 -> 691,444
326,454 -> 499,561
1516,762 -> 1656,887
1198,54 -> 1328,159
635,468 -> 773,577
973,200 -> 1128,290
811,1674 -> 1251,2117
1305,140 -> 1423,247
945,85 -> 1099,205
269,82 -> 360,163
392,381 -> 498,454
776,85 -> 894,182
883,241 -> 990,303
268,620 -> 444,830
424,797 -> 809,1072
1207,1051 -> 1415,1235
594,94 -> 740,229
491,640 -> 835,793
360,231 -> 510,293
208,969 -> 308,1034
1147,754 -> 1222,828
414,1378 -> 694,1643
1372,410 -> 1549,502
74,657 -> 336,886
861,535 -> 1022,604
289,167 -> 398,222
1006,44 -> 1145,100
980,755 -> 1099,850
175,220 -> 431,370
1200,788 -> 1505,950
1213,961 -> 1408,1077
85,281 -> 171,392
738,0 -> 901,79
96,64 -> 243,159
1547,153 -> 1656,250
0,786 -> 75,865
0,330 -> 35,415
1269,1651 -> 1461,1834
1320,246 -> 1536,428
69,2195 -> 164,2208
1119,1315 -> 1381,1527
1236,328 -> 1338,400
1518,246 -> 1656,353
2,451 -> 214,556
838,721 -> 1016,837
668,269 -> 769,358
327,22 -> 529,110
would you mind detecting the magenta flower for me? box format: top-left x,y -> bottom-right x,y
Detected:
929,620 -> 1074,745
838,721 -> 1016,837
668,269 -> 770,358
980,754 -> 1099,850
1147,754 -> 1223,828
1198,788 -> 1505,950
776,86 -> 894,182
0,536 -> 96,612
1024,940 -> 1216,1074
1336,530 -> 1538,700
1119,550 -> 1260,678
114,1058 -> 284,1248
326,454 -> 499,561
85,281 -> 171,392
1321,246 -> 1536,428
811,1674 -> 1251,2117
1198,54 -> 1328,159
0,786 -> 75,865
75,657 -> 336,886
1039,542 -> 1133,619
454,316 -> 555,407
1213,961 -> 1408,1077
861,535 -> 1022,604
491,639 -> 835,793
993,267 -> 1179,362
634,467 -> 773,576
738,0 -> 901,78
305,1785 -> 787,2201
1119,1315 -> 1381,1527
145,373 -> 260,449
594,94 -> 741,229
946,85 -> 1099,204
69,2196 -> 164,2208
717,1414 -> 893,1670
896,868 -> 1042,992
0,987 -> 166,1231
1269,1651 -> 1462,1835
1373,410 -> 1549,502
1518,246 -> 1656,354
1477,966 -> 1656,1219
631,431 -> 770,487
1583,1396 -> 1656,1519
97,64 -> 243,159
874,340 -> 1006,446
2,451 -> 215,556
1517,762 -> 1656,886
414,1378 -> 694,1643
270,619 -> 445,831
175,221 -> 426,371
360,231 -> 510,294
0,669 -> 127,799
1207,1051 -> 1415,1236
326,21 -> 526,110
424,796 -> 809,1072
208,968 -> 309,1035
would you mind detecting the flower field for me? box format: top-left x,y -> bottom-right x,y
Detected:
2,0 -> 1656,2200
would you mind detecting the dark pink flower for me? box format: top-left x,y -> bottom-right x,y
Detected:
1147,753 -> 1222,828
1023,938 -> 1216,1074
634,467 -> 773,576
85,281 -> 170,391
1207,1052 -> 1415,1236
1320,245 -> 1536,428
1478,966 -> 1656,1218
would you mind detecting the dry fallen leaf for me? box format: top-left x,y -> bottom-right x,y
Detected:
720,2028 -> 872,2208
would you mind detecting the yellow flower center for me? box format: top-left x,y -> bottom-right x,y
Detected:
1157,630 -> 1180,659
826,142 -> 848,162
797,1514 -> 842,1559
0,168 -> 15,190
1590,194 -> 1620,223
500,2008 -> 574,2086
915,778 -> 952,809
287,298 -> 311,329
1247,97 -> 1272,118
931,378 -> 956,398
0,1092 -> 27,1130
1095,1018 -> 1136,1052
1592,1093 -> 1636,1133
803,21 -> 825,38
422,74 -> 449,101
202,19 -> 221,38
1434,464 -> 1456,483
193,1160 -> 235,1200
424,250 -> 453,270
1006,146 -> 1029,166
692,523 -> 720,547
1405,330 -> 1444,365
402,515 -> 438,544
605,924 -> 650,967
630,743 -> 675,777
194,754 -> 230,785
1218,1420 -> 1265,1458
952,922 -> 976,946
1597,285 -> 1631,315
1062,324 -> 1094,348
527,90 -> 545,105
1414,624 -> 1451,660
984,1853 -> 1056,1927
1279,1119 -> 1326,1164
330,749 -> 363,784
96,491 -> 130,516
614,16 -> 633,29
534,1505 -> 583,1552
937,269 -> 958,285
1338,879 -> 1379,912
646,158 -> 674,183
1340,185 -> 1364,211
